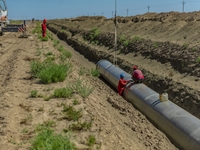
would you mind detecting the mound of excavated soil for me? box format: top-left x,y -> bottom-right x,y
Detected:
47,11 -> 200,119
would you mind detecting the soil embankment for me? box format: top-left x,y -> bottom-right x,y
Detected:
47,12 -> 200,119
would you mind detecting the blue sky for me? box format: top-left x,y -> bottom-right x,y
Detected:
4,0 -> 200,20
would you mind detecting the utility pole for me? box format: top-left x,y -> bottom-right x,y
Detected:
127,9 -> 129,16
147,5 -> 150,13
112,11 -> 113,18
102,12 -> 104,16
114,0 -> 117,65
182,1 -> 186,12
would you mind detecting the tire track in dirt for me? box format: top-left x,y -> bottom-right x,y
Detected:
0,34 -> 29,148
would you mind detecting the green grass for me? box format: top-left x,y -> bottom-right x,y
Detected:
38,64 -> 70,84
64,121 -> 92,132
53,87 -> 73,98
30,127 -> 76,150
87,135 -> 96,147
30,90 -> 38,98
90,68 -> 100,77
60,50 -> 72,61
70,78 -> 94,98
62,105 -> 82,121
196,56 -> 200,63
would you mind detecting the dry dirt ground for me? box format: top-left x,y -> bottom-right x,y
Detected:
0,21 -> 180,150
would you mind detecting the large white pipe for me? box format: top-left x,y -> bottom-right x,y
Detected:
96,59 -> 200,150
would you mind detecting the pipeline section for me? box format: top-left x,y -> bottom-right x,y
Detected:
96,59 -> 200,150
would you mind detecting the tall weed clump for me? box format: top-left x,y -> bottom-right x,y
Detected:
38,63 -> 72,84
30,59 -> 72,84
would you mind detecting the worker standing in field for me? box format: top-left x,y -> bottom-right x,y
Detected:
41,19 -> 47,37
132,65 -> 144,83
118,74 -> 129,96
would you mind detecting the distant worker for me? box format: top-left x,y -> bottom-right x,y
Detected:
132,65 -> 144,83
41,19 -> 47,37
118,74 -> 129,96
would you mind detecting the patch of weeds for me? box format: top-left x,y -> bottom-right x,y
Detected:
183,43 -> 188,48
53,40 -> 60,47
78,67 -> 87,76
30,90 -> 38,98
60,50 -> 72,62
64,121 -> 92,132
31,127 -> 76,150
89,28 -> 101,41
44,51 -> 53,57
38,35 -> 49,41
192,48 -> 196,51
70,78 -> 94,98
72,99 -> 80,105
153,42 -> 158,48
119,35 -> 126,43
43,120 -> 56,128
196,56 -> 200,63
38,63 -> 72,84
22,128 -> 29,133
20,114 -> 33,125
8,139 -> 17,145
123,40 -> 129,47
57,102 -> 65,107
90,68 -> 100,77
30,60 -> 46,78
43,95 -> 52,101
87,135 -> 96,147
133,36 -> 140,41
62,105 -> 82,121
53,87 -> 73,98
57,45 -> 64,52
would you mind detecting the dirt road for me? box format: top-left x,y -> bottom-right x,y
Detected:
0,23 -> 178,150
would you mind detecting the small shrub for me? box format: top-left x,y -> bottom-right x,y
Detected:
53,87 -> 73,98
60,50 -> 72,62
30,90 -> 38,98
90,68 -> 100,77
30,60 -> 45,77
123,40 -> 129,47
153,42 -> 158,48
87,135 -> 96,147
53,40 -> 60,47
62,105 -> 82,121
38,63 -> 72,84
57,45 -> 64,52
31,127 -> 76,150
133,36 -> 140,41
64,121 -> 92,132
70,78 -> 94,98
196,56 -> 200,63
73,99 -> 80,105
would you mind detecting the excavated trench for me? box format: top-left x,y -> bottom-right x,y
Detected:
47,22 -> 200,120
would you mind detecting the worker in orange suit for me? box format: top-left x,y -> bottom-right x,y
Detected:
41,19 -> 47,37
118,74 -> 129,96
